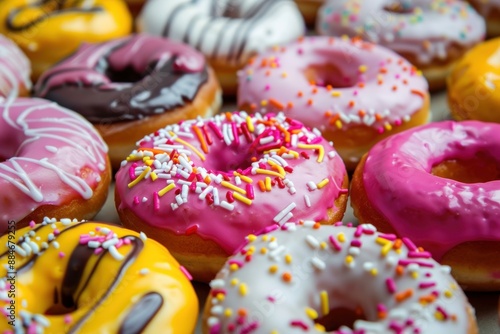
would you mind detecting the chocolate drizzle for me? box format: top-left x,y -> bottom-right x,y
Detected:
118,293 -> 164,334
6,0 -> 103,32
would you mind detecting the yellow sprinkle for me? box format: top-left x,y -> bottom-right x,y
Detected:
270,331 -> 279,334
221,180 -> 246,195
297,143 -> 325,162
376,237 -> 390,245
260,247 -> 268,254
158,183 -> 176,197
269,265 -> 278,274
370,268 -> 378,276
384,122 -> 393,131
144,158 -> 153,165
434,311 -> 445,321
261,100 -> 268,107
172,134 -> 206,161
345,255 -> 354,264
281,72 -> 287,78
335,119 -> 343,129
234,172 -> 253,183
216,293 -> 225,301
381,242 -> 393,256
127,167 -> 151,188
233,192 -> 252,206
320,290 -> 329,316
337,232 -> 346,243
246,116 -> 255,132
359,64 -> 368,73
317,178 -> 329,189
331,91 -> 342,97
265,177 -> 272,191
230,263 -> 239,271
224,308 -> 232,317
320,241 -> 327,249
305,307 -> 318,320
262,235 -> 269,241
247,234 -> 257,242
246,246 -> 255,255
126,155 -> 142,162
450,283 -> 458,290
314,323 -> 326,332
444,290 -> 453,298
285,254 -> 292,264
286,149 -> 299,158
230,278 -> 239,286
267,159 -> 286,176
256,168 -> 284,179
239,283 -> 247,296
270,237 -> 276,242
411,271 -> 419,279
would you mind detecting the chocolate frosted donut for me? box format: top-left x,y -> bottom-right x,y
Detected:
34,33 -> 222,168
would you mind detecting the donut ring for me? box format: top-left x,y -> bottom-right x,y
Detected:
467,0 -> 500,36
0,218 -> 198,333
447,37 -> 500,123
0,98 -> 111,235
137,0 -> 305,94
0,34 -> 31,98
351,120 -> 500,290
203,222 -> 477,334
316,0 -> 486,90
115,112 -> 349,282
0,0 -> 132,79
237,36 -> 430,170
34,33 -> 222,169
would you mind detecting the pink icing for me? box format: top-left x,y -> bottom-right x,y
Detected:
237,36 -> 428,135
115,112 -> 348,254
0,34 -> 31,98
360,120 -> 500,260
0,98 -> 109,233
35,33 -> 205,96
317,0 -> 486,65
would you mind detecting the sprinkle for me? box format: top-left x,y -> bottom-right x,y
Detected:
386,278 -> 397,294
139,268 -> 150,275
239,283 -> 248,296
173,135 -> 206,161
305,307 -> 318,320
320,290 -> 329,315
305,235 -> 320,249
317,178 -> 329,189
282,272 -> 292,282
290,320 -> 308,330
297,143 -> 325,162
328,235 -> 342,251
128,167 -> 151,188
158,183 -> 176,197
395,288 -> 413,302
273,202 -> 296,223
311,257 -> 326,270
269,265 -> 278,274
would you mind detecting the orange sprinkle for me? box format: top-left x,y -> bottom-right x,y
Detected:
250,157 -> 258,162
238,308 -> 247,317
357,82 -> 365,88
417,247 -> 425,252
307,99 -> 313,105
378,79 -> 384,85
225,112 -> 232,121
286,102 -> 294,108
326,84 -> 333,91
260,59 -> 268,67
204,176 -> 211,185
348,100 -> 355,108
328,114 -> 340,126
392,85 -> 398,91
411,89 -> 426,98
312,87 -> 318,94
282,272 -> 292,282
324,110 -> 332,117
379,67 -> 388,74
358,109 -> 366,117
249,103 -> 257,111
419,294 -> 437,304
375,113 -> 383,121
397,59 -> 403,65
192,125 -> 208,154
257,180 -> 266,192
298,36 -> 305,42
313,222 -> 321,229
328,37 -> 335,44
395,265 -> 405,276
265,70 -> 271,76
269,98 -> 284,110
378,311 -> 387,319
297,91 -> 303,97
403,79 -> 408,85
309,80 -> 316,86
137,148 -> 166,154
393,239 -> 403,250
395,289 -> 413,303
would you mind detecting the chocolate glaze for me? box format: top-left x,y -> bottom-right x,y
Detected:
118,292 -> 164,334
6,0 -> 103,32
34,34 -> 208,123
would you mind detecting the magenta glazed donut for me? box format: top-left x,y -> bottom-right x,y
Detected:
351,120 -> 500,290
115,112 -> 349,282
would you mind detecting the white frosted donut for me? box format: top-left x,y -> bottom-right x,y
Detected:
203,222 -> 477,334
136,0 -> 305,93
0,34 -> 31,98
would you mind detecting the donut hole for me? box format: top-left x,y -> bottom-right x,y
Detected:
304,64 -> 356,88
103,64 -> 150,83
206,145 -> 255,172
383,2 -> 416,14
431,151 -> 500,183
316,306 -> 367,331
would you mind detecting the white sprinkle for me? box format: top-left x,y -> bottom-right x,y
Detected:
28,241 -> 40,254
234,176 -> 241,185
175,194 -> 184,206
60,218 -> 72,225
304,195 -> 311,207
211,305 -> 224,315
14,245 -> 27,257
207,316 -> 220,327
181,184 -> 189,200
209,279 -> 225,289
109,246 -> 124,260
440,265 -> 451,274
273,202 -> 296,223
139,268 -> 150,275
52,241 -> 60,249
328,151 -> 337,159
47,233 -> 54,241
311,257 -> 326,270
277,212 -> 293,226
87,241 -> 101,248
348,247 -> 360,256
363,262 -> 374,271
41,242 -> 49,249
100,227 -> 111,235
33,314 -> 50,327
288,186 -> 296,194
140,232 -> 147,241
268,240 -> 278,250
220,201 -> 234,211
305,235 -> 320,249
213,188 -> 220,206
21,243 -> 31,256
302,220 -> 316,227
307,181 -> 317,191
142,197 -> 148,202
199,185 -> 214,200
22,299 -> 27,308
386,256 -> 397,267
259,135 -> 274,145
45,145 -> 58,153
269,245 -> 286,261
102,238 -> 119,249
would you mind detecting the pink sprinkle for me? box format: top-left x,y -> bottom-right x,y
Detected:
354,225 -> 363,237
267,296 -> 276,302
378,233 -> 397,241
53,229 -> 60,235
436,306 -> 448,320
264,84 -> 270,91
284,166 -> 293,173
209,323 -> 221,334
241,322 -> 259,334
310,136 -> 322,144
334,222 -> 343,226
58,252 -> 65,258
232,122 -> 240,146
153,192 -> 160,211
129,164 -> 136,180
351,239 -> 362,247
263,224 -> 279,233
363,227 -> 375,235
246,184 -> 255,200
398,259 -> 434,268
339,188 -> 349,195
228,260 -> 243,268
133,196 -> 140,205
94,247 -> 104,255
208,121 -> 224,139
389,321 -> 403,333
116,239 -> 124,248
64,314 -> 73,324
27,323 -> 37,334
29,220 -> 36,228
353,90 -> 358,96
290,320 -> 309,330
394,119 -> 402,126
328,235 -> 342,251
123,238 -> 131,245
418,282 -> 436,289
408,251 -> 432,259
297,48 -> 303,54
386,278 -> 397,294
377,303 -> 387,313
179,265 -> 193,280
377,127 -> 384,134
402,237 -> 418,251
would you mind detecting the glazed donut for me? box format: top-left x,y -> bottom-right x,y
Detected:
203,221 -> 478,334
447,37 -> 500,123
316,0 -> 486,90
294,0 -> 324,25
0,218 -> 198,333
115,112 -> 349,282
0,0 -> 132,79
467,0 -> 500,36
136,0 -> 305,94
34,33 -> 222,170
351,120 -> 500,290
237,36 -> 430,170
0,34 -> 31,98
0,98 -> 111,235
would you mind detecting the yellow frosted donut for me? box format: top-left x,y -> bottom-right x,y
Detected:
0,0 -> 132,79
448,37 -> 500,123
0,218 -> 198,333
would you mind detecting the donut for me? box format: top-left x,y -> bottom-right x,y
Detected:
0,98 -> 111,235
294,0 -> 324,25
202,221 -> 478,334
0,218 -> 198,333
34,33 -> 222,170
351,120 -> 500,290
0,34 -> 31,98
316,0 -> 486,90
0,0 -> 132,79
447,37 -> 500,123
115,112 -> 349,282
467,0 -> 500,36
237,36 -> 430,170
136,0 -> 305,94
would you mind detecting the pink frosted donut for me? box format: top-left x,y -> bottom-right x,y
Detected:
0,34 -> 31,98
351,120 -> 500,290
203,222 -> 477,334
237,36 -> 430,170
115,112 -> 349,282
316,0 -> 486,90
0,98 -> 111,234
